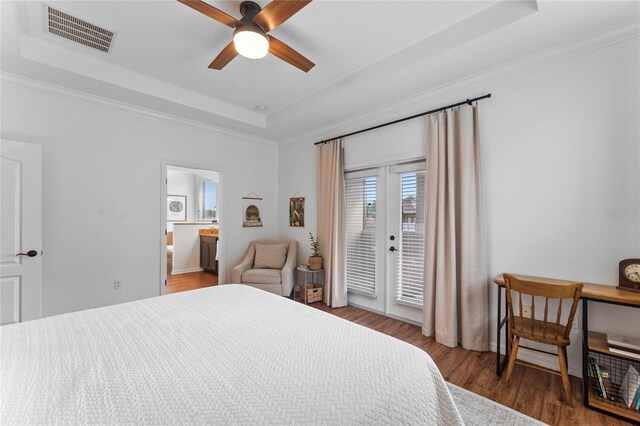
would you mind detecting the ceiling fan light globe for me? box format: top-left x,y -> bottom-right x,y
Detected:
233,27 -> 269,59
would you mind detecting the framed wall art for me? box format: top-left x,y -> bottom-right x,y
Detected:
289,196 -> 305,227
167,195 -> 187,222
242,193 -> 263,228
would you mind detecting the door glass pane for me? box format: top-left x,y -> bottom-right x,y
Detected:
397,172 -> 425,305
345,176 -> 377,295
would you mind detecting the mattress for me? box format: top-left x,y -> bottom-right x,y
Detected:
1,285 -> 462,425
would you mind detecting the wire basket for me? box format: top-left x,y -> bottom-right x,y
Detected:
587,350 -> 640,414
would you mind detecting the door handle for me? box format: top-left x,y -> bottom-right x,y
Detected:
389,246 -> 397,252
16,250 -> 38,258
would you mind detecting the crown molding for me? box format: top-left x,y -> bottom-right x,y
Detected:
19,32 -> 266,128
0,72 -> 278,147
280,20 -> 639,146
3,18 -> 637,149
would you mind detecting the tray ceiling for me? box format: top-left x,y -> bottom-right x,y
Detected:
2,1 -> 638,141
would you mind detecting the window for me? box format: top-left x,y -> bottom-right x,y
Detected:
345,175 -> 377,295
198,179 -> 217,221
402,174 -> 418,232
396,172 -> 425,306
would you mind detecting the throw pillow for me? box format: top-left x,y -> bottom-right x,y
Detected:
254,244 -> 288,269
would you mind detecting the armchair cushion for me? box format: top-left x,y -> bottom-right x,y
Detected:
242,269 -> 282,285
254,244 -> 288,269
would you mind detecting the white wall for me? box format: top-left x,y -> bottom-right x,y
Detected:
166,168 -> 196,232
0,82 -> 278,317
277,37 -> 640,376
278,141 -> 318,265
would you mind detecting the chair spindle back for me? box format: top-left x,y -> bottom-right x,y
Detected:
503,274 -> 583,342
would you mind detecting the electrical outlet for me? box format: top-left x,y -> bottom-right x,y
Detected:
522,304 -> 532,318
114,280 -> 122,290
572,312 -> 580,329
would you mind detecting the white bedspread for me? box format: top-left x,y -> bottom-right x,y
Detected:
1,285 -> 463,425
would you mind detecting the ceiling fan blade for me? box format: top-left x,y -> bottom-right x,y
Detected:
253,0 -> 311,32
209,42 -> 238,70
178,0 -> 240,28
268,35 -> 314,73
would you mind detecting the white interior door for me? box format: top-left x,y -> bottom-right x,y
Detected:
345,162 -> 425,324
0,140 -> 42,324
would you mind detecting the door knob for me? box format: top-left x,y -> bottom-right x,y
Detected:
389,246 -> 397,252
16,250 -> 38,258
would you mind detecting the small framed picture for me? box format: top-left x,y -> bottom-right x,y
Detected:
289,197 -> 305,227
167,195 -> 187,222
243,197 -> 263,227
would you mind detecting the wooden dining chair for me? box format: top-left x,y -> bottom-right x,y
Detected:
503,274 -> 583,406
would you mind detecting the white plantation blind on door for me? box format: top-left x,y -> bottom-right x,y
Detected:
397,172 -> 425,306
345,176 -> 377,295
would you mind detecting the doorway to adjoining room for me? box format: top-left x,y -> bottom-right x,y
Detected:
163,164 -> 221,294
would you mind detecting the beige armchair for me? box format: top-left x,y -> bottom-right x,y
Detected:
232,240 -> 297,297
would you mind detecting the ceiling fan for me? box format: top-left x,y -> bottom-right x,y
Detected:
178,0 -> 315,72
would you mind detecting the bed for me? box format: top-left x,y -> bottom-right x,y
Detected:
1,285 -> 463,425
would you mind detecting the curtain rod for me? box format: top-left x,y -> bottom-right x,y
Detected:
314,93 -> 492,146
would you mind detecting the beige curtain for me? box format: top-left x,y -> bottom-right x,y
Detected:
423,105 -> 489,351
316,139 -> 347,307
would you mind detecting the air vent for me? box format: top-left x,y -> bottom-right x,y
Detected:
47,7 -> 114,53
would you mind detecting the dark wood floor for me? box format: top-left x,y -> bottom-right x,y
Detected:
310,303 -> 629,426
167,271 -> 217,294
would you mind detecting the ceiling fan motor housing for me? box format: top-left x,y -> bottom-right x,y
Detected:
236,1 -> 267,35
240,1 -> 262,20
233,1 -> 269,59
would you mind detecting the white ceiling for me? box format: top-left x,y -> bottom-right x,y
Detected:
2,1 -> 639,142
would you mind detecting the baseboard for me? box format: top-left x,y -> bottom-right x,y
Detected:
494,342 -> 582,378
171,267 -> 204,275
346,302 -> 423,327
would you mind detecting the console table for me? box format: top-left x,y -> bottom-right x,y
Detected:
492,273 -> 640,423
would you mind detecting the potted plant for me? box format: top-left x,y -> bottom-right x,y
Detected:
308,233 -> 323,270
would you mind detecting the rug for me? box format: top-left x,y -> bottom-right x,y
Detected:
447,383 -> 547,425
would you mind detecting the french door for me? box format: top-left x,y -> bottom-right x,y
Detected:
345,162 -> 426,324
